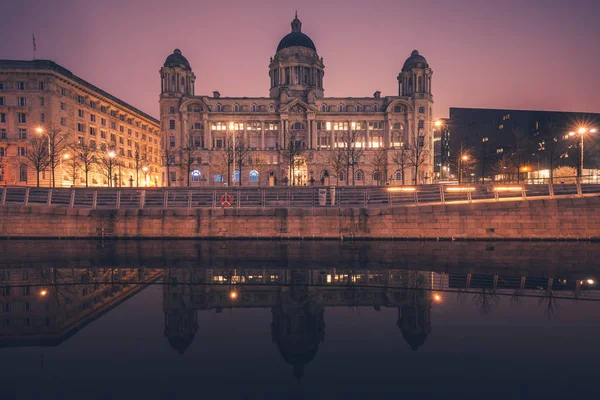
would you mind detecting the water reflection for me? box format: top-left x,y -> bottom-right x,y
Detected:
2,262 -> 598,380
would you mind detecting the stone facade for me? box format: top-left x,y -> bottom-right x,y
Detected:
1,196 -> 599,240
0,60 -> 162,187
160,14 -> 435,187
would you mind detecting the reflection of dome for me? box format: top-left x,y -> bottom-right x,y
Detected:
276,13 -> 317,53
278,347 -> 319,380
167,335 -> 195,355
402,50 -> 429,71
164,48 -> 191,71
398,320 -> 429,351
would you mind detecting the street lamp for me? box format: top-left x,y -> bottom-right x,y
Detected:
574,126 -> 597,181
434,120 -> 444,180
142,166 -> 149,187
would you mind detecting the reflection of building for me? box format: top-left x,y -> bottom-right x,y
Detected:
161,268 -> 434,376
433,118 -> 450,180
0,267 -> 161,347
160,13 -> 435,186
0,60 -> 162,187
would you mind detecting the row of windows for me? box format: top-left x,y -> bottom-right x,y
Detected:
0,112 -> 27,124
168,103 -> 425,114
0,81 -> 43,91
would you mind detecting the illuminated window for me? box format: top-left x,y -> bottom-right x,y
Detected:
232,170 -> 240,182
355,170 -> 364,181
249,170 -> 259,183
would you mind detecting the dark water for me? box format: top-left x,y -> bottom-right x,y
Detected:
1,240 -> 600,399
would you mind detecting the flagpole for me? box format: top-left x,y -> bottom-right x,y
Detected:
32,33 -> 36,60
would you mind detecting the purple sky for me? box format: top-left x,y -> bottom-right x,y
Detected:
1,0 -> 598,120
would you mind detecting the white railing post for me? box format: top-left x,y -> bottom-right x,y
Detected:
47,189 -> 52,206
140,190 -> 146,209
237,190 -> 241,208
364,189 -> 367,208
163,190 -> 169,209
92,190 -> 98,210
521,184 -> 527,200
414,190 -> 419,205
212,190 -> 216,208
116,190 -> 121,209
549,182 -> 555,199
1,188 -> 6,205
577,181 -> 583,197
287,189 -> 291,207
69,189 -> 75,208
263,189 -> 266,209
187,190 -> 192,209
467,188 -> 472,203
440,185 -> 445,204
24,187 -> 30,206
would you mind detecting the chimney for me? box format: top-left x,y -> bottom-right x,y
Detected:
373,91 -> 381,98
213,91 -> 220,98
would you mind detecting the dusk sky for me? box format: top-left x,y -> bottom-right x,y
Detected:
1,0 -> 598,120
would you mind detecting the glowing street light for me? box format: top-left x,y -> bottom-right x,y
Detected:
40,289 -> 48,297
142,166 -> 149,187
572,126 -> 597,179
229,291 -> 238,300
433,294 -> 442,303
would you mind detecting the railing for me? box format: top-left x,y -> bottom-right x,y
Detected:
1,183 -> 599,210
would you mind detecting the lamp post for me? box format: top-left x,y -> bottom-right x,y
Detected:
142,166 -> 149,187
35,126 -> 53,187
572,127 -> 597,182
458,155 -> 468,184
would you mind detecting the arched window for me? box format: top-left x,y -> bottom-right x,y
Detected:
193,123 -> 202,129
394,105 -> 401,113
355,104 -> 362,112
19,165 -> 28,181
249,170 -> 259,183
372,104 -> 379,112
232,170 -> 240,183
214,174 -> 223,183
216,104 -> 222,112
251,104 -> 257,112
268,103 -> 275,112
338,104 -> 344,112
355,170 -> 364,181
372,171 -> 380,181
169,107 -> 175,114
320,104 -> 328,112
418,76 -> 423,92
394,170 -> 402,181
233,104 -> 240,112
191,170 -> 201,182
339,170 -> 346,181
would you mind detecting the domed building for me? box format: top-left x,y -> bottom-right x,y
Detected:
159,14 -> 435,187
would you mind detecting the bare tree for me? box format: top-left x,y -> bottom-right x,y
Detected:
278,130 -> 311,186
42,127 -> 69,188
406,132 -> 430,185
538,121 -> 569,184
248,152 -> 270,185
370,147 -> 389,186
133,148 -> 144,187
209,149 -> 229,185
71,141 -> 97,187
180,135 -> 196,187
64,154 -> 81,187
235,137 -> 252,186
454,143 -> 478,184
161,147 -> 177,187
25,136 -> 50,187
392,145 -> 410,185
97,147 -> 118,187
340,129 -> 365,186
511,127 -> 529,183
473,288 -> 500,315
325,147 -> 346,185
492,153 -> 514,183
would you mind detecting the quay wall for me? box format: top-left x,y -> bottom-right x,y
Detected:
1,196 -> 599,240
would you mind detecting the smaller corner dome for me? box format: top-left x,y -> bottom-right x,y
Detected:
402,50 -> 429,71
164,48 -> 191,71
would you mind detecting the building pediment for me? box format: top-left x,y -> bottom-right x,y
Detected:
279,98 -> 317,114
179,98 -> 210,113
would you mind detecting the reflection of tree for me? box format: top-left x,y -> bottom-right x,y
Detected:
473,288 -> 500,315
509,287 -> 524,306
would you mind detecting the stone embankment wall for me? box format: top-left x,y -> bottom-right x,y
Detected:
1,196 -> 599,240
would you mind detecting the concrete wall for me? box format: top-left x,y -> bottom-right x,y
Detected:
1,196 -> 599,240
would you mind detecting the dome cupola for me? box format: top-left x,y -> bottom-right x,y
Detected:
276,12 -> 317,53
164,48 -> 191,71
402,50 -> 429,71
